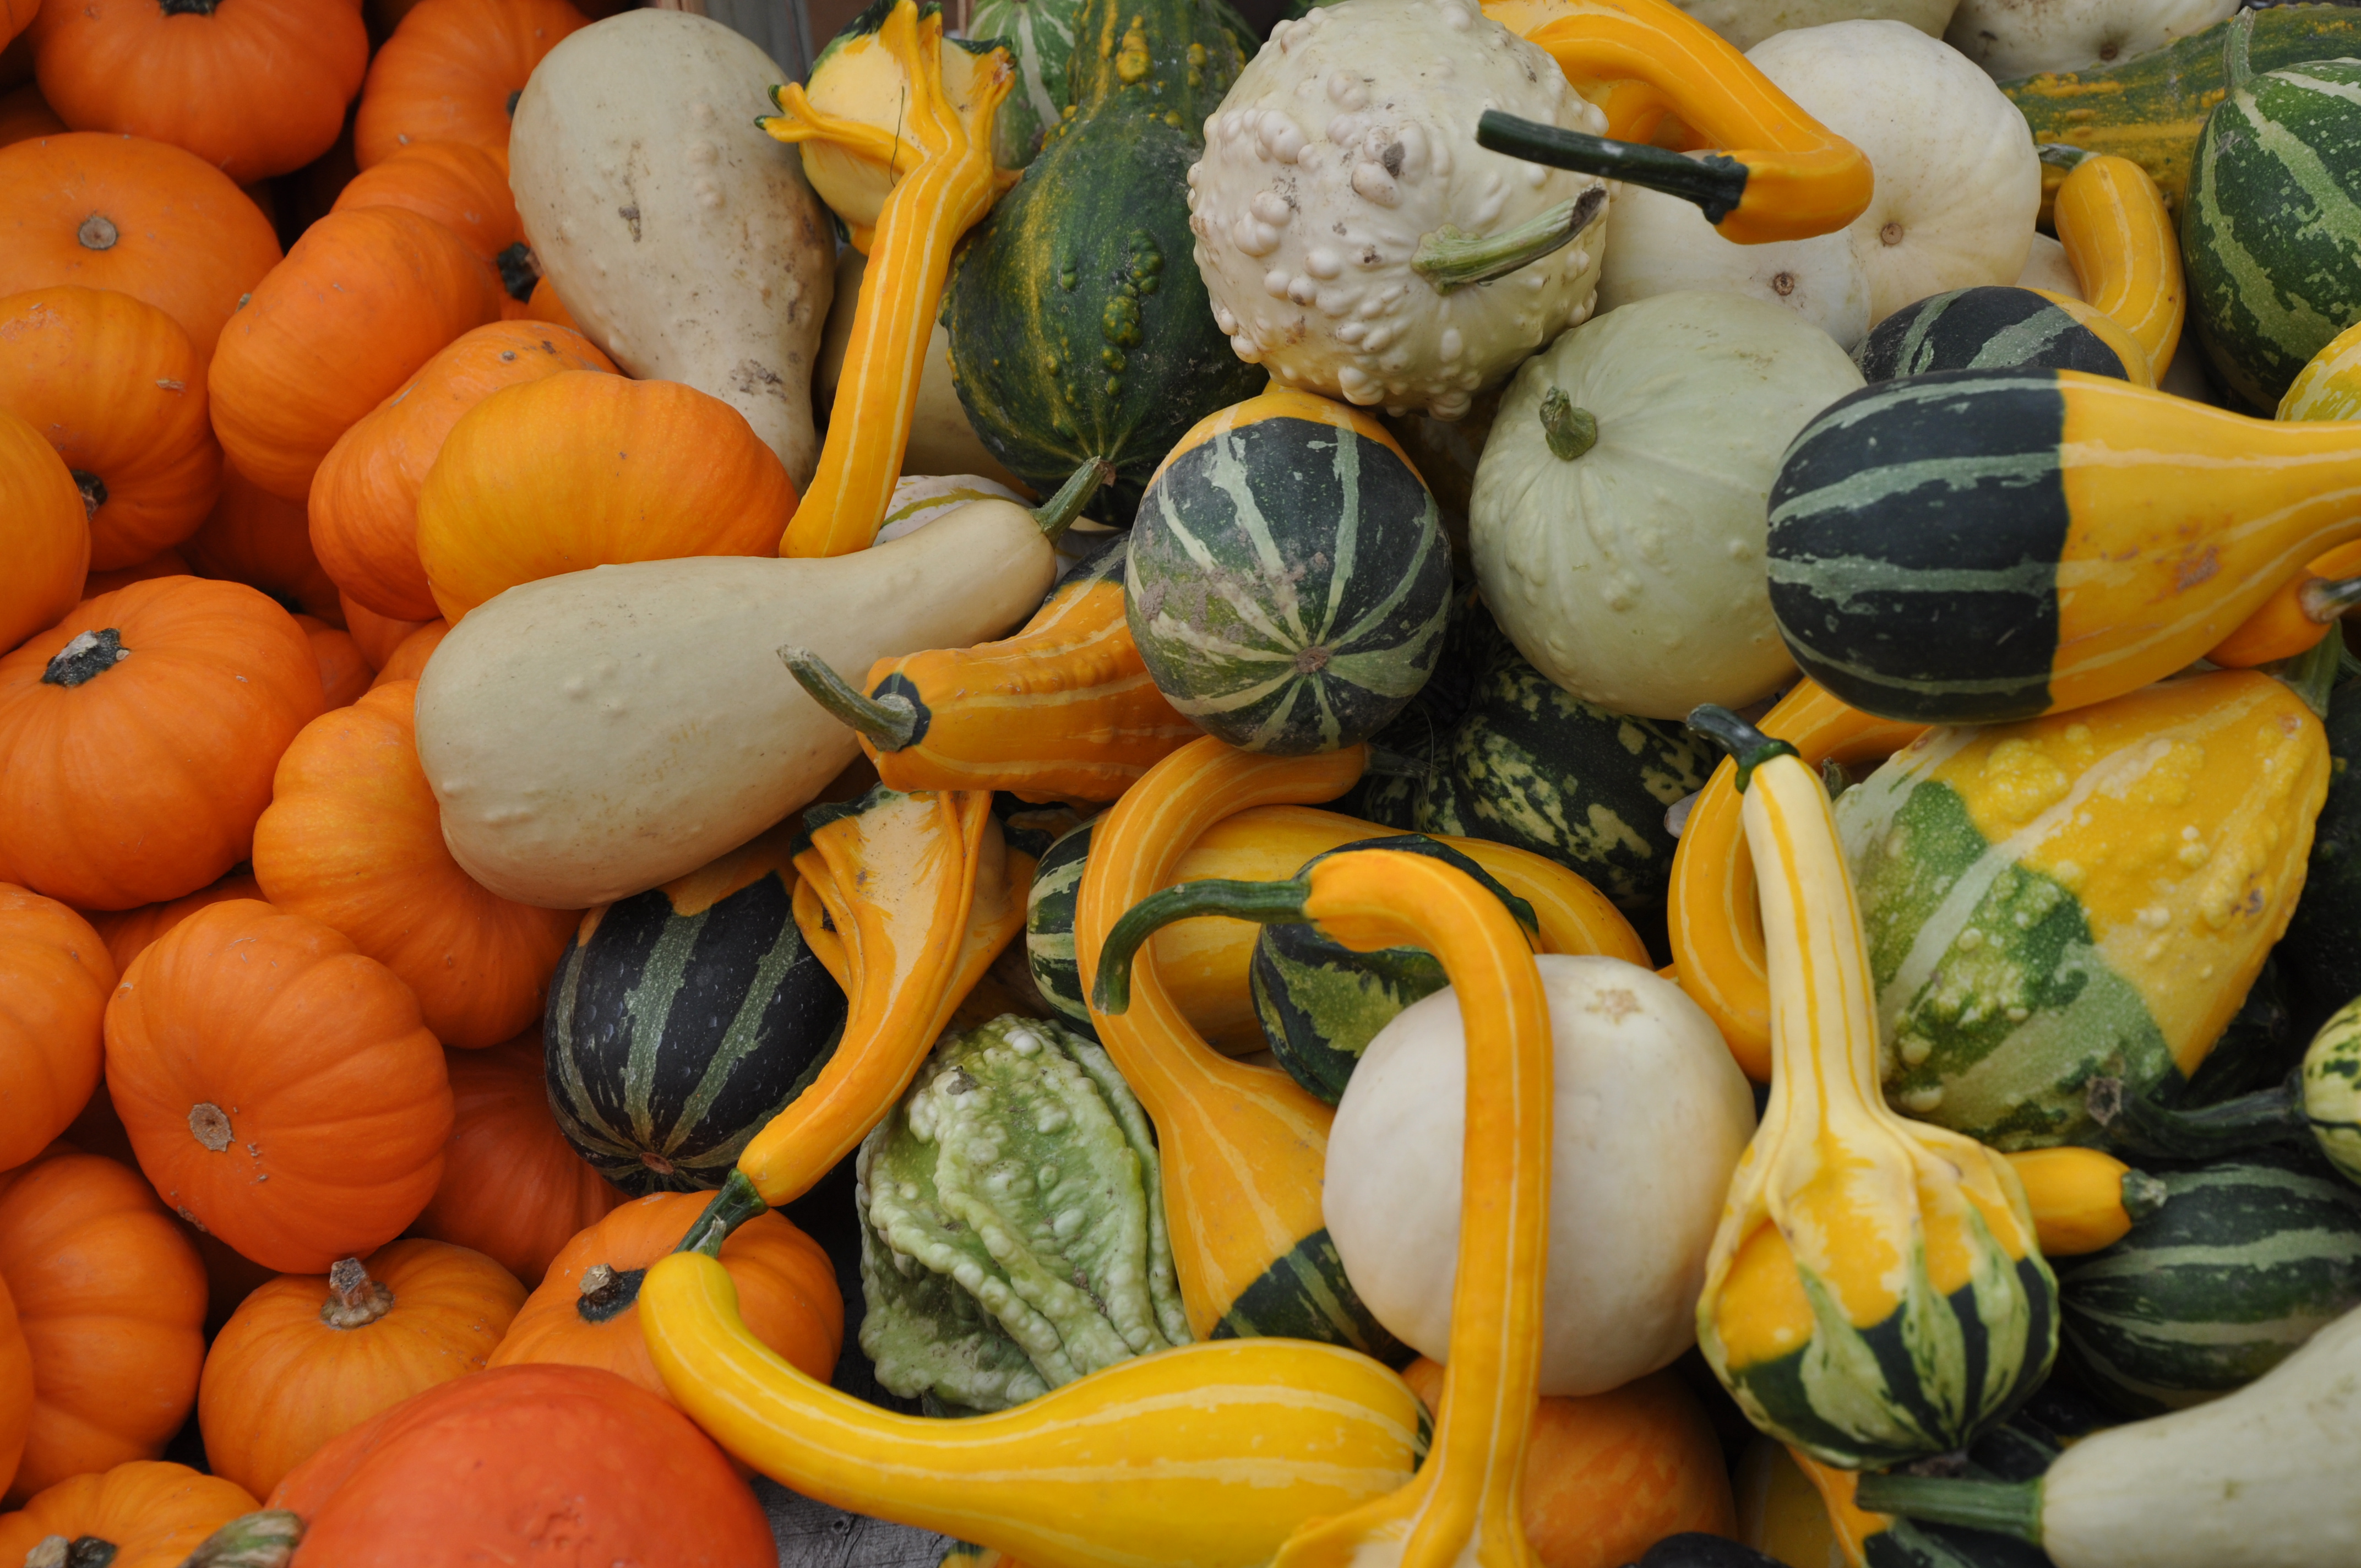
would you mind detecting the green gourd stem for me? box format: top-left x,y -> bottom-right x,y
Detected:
1853,1474 -> 2046,1543
2267,629 -> 2344,720
779,646 -> 921,749
1476,110 -> 1749,226
1032,457 -> 1116,542
2224,5 -> 2256,92
41,628 -> 128,689
1538,388 -> 1598,461
2036,141 -> 2095,171
1412,186 -> 1606,293
2301,574 -> 2361,623
2098,1070 -> 2308,1159
677,1168 -> 770,1257
1090,876 -> 1313,1015
2121,1167 -> 2172,1223
1685,704 -> 1802,792
178,1512 -> 303,1568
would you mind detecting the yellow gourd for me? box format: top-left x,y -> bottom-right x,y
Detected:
2003,1148 -> 2169,1257
2050,151 -> 2185,377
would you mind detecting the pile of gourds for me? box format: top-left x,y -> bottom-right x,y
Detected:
7,0 -> 2361,1562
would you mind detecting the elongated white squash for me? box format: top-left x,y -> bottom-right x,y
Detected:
414,510 -> 1057,908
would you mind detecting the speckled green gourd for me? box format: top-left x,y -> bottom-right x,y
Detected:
857,1013 -> 1189,1412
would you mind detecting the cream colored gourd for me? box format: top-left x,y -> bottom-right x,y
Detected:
1748,21 -> 2040,325
508,11 -> 833,487
1469,291 -> 1864,719
413,507 -> 1058,909
1944,0 -> 2238,81
1597,188 -> 1871,349
1325,955 -> 1755,1396
815,247 -> 1021,489
1673,0 -> 1957,51
2020,233 -> 2082,297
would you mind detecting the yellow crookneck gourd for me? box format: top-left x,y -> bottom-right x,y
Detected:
1685,706 -> 2058,1469
2031,148 -> 2185,382
760,0 -> 1016,559
2002,1147 -> 2168,1257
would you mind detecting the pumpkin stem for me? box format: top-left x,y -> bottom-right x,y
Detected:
75,214 -> 118,251
178,1511 -> 302,1568
676,1168 -> 770,1258
1537,389 -> 1597,461
1412,185 -> 1606,295
68,470 -> 107,520
1090,876 -> 1313,1016
43,629 -> 130,689
158,0 -> 223,12
23,1538 -> 116,1568
575,1261 -> 649,1323
1685,705 -> 1800,793
1852,1474 -> 2046,1544
319,1257 -> 395,1329
1032,456 -> 1116,542
496,241 -> 541,302
779,647 -> 922,750
186,1099 -> 233,1150
1476,110 -> 1748,227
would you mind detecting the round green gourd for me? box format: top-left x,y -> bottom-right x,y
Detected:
2303,996 -> 2361,1183
1853,285 -> 2131,384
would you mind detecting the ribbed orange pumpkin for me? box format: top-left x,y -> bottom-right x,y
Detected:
411,1031 -> 624,1286
81,869 -> 263,974
0,1460 -> 257,1568
0,132 -> 281,367
336,591 -> 435,671
331,139 -> 520,264
103,899 -> 453,1273
311,320 -> 616,621
208,204 -> 503,503
81,550 -> 191,598
0,406 -> 85,657
182,463 -> 344,624
0,285 -> 221,570
295,613 -> 372,707
520,272 -> 578,330
0,1149 -> 206,1505
198,1238 -> 524,1498
417,373 -> 797,619
29,0 -> 368,183
488,1192 -> 841,1404
0,81 -> 59,148
0,886 -> 112,1173
367,619 -> 447,689
0,1276 -> 29,1501
252,680 -> 576,1046
0,578 -> 324,910
352,0 -> 588,168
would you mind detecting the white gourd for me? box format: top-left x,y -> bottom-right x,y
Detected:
1187,0 -> 1610,420
2018,232 -> 2082,297
1747,20 -> 2041,326
1324,955 -> 1756,1396
1944,0 -> 2238,81
1674,0 -> 1957,50
1596,184 -> 1871,349
1467,291 -> 1864,719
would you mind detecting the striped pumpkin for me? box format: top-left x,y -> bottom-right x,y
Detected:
545,825 -> 848,1195
1853,286 -> 2131,384
2059,1148 -> 2361,1415
1127,385 -> 1452,755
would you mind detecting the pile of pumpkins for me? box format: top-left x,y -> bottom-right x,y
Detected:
6,0 -> 2361,1563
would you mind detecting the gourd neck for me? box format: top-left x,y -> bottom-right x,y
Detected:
319,1258 -> 394,1329
1094,876 -> 1315,1014
2090,1070 -> 2306,1161
42,629 -> 128,688
23,1537 -> 116,1568
175,1510 -> 303,1568
575,1262 -> 649,1322
1853,1474 -> 2046,1543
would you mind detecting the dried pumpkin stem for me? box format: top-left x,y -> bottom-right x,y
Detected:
780,648 -> 921,750
42,628 -> 128,689
25,1536 -> 117,1568
1091,876 -> 1313,1015
575,1262 -> 648,1324
319,1257 -> 394,1329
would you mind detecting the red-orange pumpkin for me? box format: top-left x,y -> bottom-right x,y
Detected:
331,139 -> 520,265
294,613 -> 372,708
103,899 -> 453,1273
0,406 -> 85,657
366,619 -> 447,689
181,463 -> 345,625
0,132 -> 281,367
352,0 -> 589,169
81,550 -> 192,598
520,271 -> 579,330
0,886 -> 113,1173
336,591 -> 435,671
80,869 -> 263,975
208,204 -> 503,503
0,80 -> 61,145
0,1459 -> 257,1568
0,1276 -> 27,1501
0,1148 -> 206,1506
0,285 -> 221,570
30,0 -> 368,183
0,578 -> 324,910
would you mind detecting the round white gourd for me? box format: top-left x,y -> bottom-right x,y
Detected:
1677,0 -> 1957,50
1747,21 -> 2041,326
1185,0 -> 1609,420
1596,184 -> 1872,349
1944,0 -> 2237,80
1325,955 -> 1756,1396
1467,290 -> 1864,719
2017,231 -> 2082,297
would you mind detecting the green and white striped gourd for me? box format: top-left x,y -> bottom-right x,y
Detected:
1853,285 -> 2132,384
966,0 -> 1082,170
1024,817 -> 1097,1033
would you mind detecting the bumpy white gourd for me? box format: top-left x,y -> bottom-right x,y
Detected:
1187,0 -> 1609,420
1748,21 -> 2040,326
1673,0 -> 1957,50
1944,0 -> 2237,80
1468,291 -> 1864,718
1325,955 -> 1756,1396
1596,184 -> 1871,349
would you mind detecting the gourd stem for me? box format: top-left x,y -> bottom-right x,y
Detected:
1852,1474 -> 2046,1543
678,1168 -> 769,1257
1091,876 -> 1313,1015
779,647 -> 920,749
1412,186 -> 1606,294
2300,574 -> 2361,623
319,1257 -> 394,1330
1476,111 -> 1748,227
1032,457 -> 1116,542
2093,1071 -> 2306,1159
1685,704 -> 1801,792
1538,388 -> 1597,461
2121,1168 -> 2172,1223
2268,628 -> 2344,719
2036,141 -> 2095,172
177,1512 -> 303,1568
2224,6 -> 2255,92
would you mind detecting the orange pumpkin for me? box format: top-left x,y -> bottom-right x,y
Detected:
0,1460 -> 256,1568
520,271 -> 578,330
0,1276 -> 27,1501
0,886 -> 113,1173
253,681 -> 576,1046
352,0 -> 589,168
181,464 -> 345,625
208,204 -> 503,503
0,285 -> 221,571
294,613 -> 372,707
312,320 -> 616,621
0,578 -> 324,910
488,1191 -> 840,1403
81,549 -> 192,598
0,80 -> 61,145
80,869 -> 263,975
102,899 -> 453,1273
198,1238 -> 524,1498
0,406 -> 85,657
0,132 -> 281,367
367,619 -> 448,689
0,1149 -> 206,1505
331,138 -> 520,264
336,591 -> 435,671
411,1031 -> 625,1287
272,115 -> 360,239
30,0 -> 367,183
418,373 -> 798,619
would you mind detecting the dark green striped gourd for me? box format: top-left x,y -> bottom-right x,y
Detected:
1126,387 -> 1453,755
1853,286 -> 2129,384
1024,817 -> 1097,1034
2278,678 -> 2361,1028
545,825 -> 847,1195
2058,1147 -> 2361,1415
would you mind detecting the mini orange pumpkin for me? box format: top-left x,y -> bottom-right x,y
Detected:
417,372 -> 798,619
352,0 -> 589,168
331,138 -> 520,264
336,591 -> 436,671
198,1238 -> 524,1498
0,577 -> 324,910
80,869 -> 263,975
182,463 -> 345,625
0,406 -> 85,657
293,613 -> 372,707
520,272 -> 579,330
103,899 -> 453,1273
0,81 -> 63,145
366,619 -> 448,689
208,204 -> 503,503
81,550 -> 192,598
0,1149 -> 206,1505
311,320 -> 616,620
0,285 -> 222,571
30,0 -> 368,183
0,1276 -> 30,1500
0,1459 -> 256,1568
0,886 -> 113,1173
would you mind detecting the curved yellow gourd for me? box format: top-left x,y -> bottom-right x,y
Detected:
2051,153 -> 2184,376
2003,1147 -> 2166,1257
2026,289 -> 2158,388
1666,680 -> 1924,1081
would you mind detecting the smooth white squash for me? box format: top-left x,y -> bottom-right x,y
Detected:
1675,0 -> 1958,51
1944,0 -> 2238,81
1597,184 -> 1872,350
2019,232 -> 2082,297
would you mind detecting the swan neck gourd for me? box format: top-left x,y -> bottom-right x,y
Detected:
2050,153 -> 2185,376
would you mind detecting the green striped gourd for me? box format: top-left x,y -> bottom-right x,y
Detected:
1831,671 -> 2330,1150
2276,678 -> 2361,1026
2308,999 -> 2361,1182
1024,817 -> 1097,1033
1853,286 -> 2131,384
967,0 -> 1082,170
1125,384 -> 1452,755
545,825 -> 848,1194
2058,1147 -> 2361,1415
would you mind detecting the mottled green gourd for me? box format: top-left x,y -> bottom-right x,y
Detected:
969,0 -> 1085,170
857,1013 -> 1189,1413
